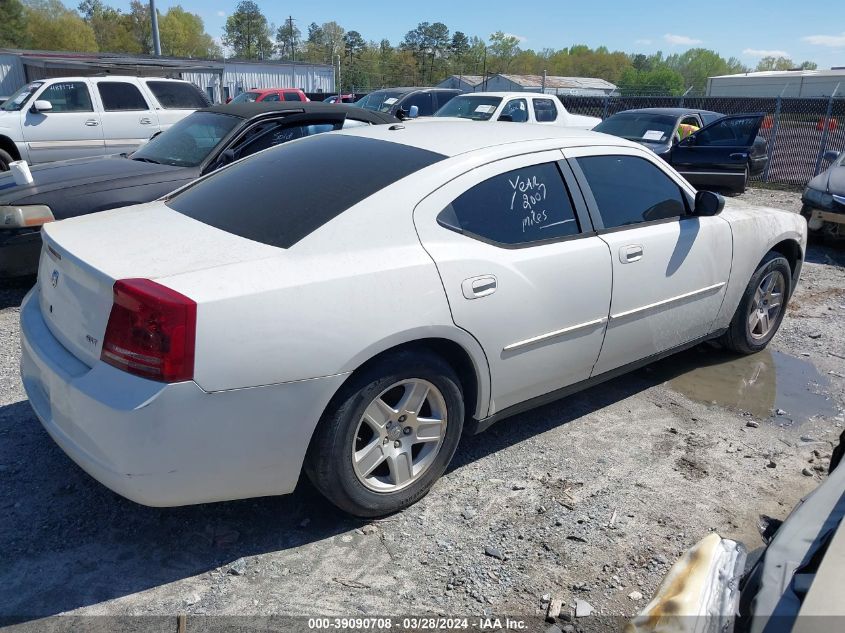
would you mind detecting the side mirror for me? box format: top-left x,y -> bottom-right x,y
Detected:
407,105 -> 419,119
693,190 -> 725,216
31,100 -> 52,113
823,150 -> 840,163
217,148 -> 236,167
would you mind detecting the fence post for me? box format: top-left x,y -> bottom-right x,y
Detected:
602,95 -> 609,120
762,95 -> 782,183
813,83 -> 840,176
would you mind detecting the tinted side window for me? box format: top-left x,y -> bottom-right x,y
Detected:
695,116 -> 759,146
146,81 -> 210,109
576,155 -> 687,228
435,91 -> 457,109
402,92 -> 434,116
283,92 -> 302,101
97,82 -> 149,111
438,162 -> 580,246
533,98 -> 558,122
232,120 -> 342,158
261,93 -> 280,102
38,82 -> 93,112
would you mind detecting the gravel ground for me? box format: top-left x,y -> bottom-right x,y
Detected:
1,187 -> 843,630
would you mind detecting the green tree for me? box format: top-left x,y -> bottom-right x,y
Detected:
222,0 -> 273,60
1,0 -> 29,48
275,19 -> 301,59
618,66 -> 684,95
78,0 -> 140,54
343,30 -> 365,61
24,0 -> 97,52
487,31 -> 521,72
159,6 -> 220,58
800,60 -> 818,70
666,48 -> 748,92
755,56 -> 795,71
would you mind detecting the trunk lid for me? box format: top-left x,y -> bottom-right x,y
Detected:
38,201 -> 281,367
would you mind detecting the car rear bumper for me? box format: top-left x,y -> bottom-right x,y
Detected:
0,229 -> 41,278
19,287 -> 347,506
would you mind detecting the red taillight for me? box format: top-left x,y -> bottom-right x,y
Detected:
101,279 -> 196,382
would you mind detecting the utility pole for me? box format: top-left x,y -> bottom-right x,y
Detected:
287,15 -> 296,62
149,0 -> 161,56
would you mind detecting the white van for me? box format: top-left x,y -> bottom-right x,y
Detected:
0,76 -> 210,169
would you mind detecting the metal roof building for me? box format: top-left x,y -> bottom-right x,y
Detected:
0,49 -> 335,103
706,69 -> 845,97
480,73 -> 617,96
435,74 -> 485,92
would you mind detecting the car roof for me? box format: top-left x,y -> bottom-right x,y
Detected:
30,75 -> 189,83
457,92 -> 556,99
201,101 -> 398,124
246,88 -> 303,94
335,120 -> 641,157
367,87 -> 461,94
612,107 -> 724,117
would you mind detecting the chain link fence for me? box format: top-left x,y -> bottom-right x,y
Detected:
557,95 -> 845,187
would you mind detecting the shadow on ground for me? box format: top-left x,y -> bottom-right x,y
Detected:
0,342 -> 736,623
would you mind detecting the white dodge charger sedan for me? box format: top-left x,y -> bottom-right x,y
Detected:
20,122 -> 806,517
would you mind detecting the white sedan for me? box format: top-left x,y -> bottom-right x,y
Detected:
20,123 -> 806,517
432,91 -> 601,129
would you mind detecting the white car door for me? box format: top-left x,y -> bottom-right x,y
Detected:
91,79 -> 160,154
413,151 -> 612,415
565,146 -> 733,376
23,80 -> 104,164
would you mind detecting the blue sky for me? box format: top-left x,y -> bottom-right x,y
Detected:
70,0 -> 845,69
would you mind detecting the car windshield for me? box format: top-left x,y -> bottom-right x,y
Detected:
230,91 -> 262,104
434,95 -> 503,121
131,111 -> 241,167
1,81 -> 44,111
594,113 -> 678,143
355,90 -> 406,112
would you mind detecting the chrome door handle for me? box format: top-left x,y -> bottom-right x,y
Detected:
139,117 -> 152,125
620,244 -> 643,263
730,152 -> 748,160
461,275 -> 497,299
84,119 -> 99,126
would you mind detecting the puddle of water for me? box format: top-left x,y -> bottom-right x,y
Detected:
654,347 -> 837,423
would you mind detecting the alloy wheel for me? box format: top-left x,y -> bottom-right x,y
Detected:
352,379 -> 448,493
747,270 -> 785,340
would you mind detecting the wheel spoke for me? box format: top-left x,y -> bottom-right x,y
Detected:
748,310 -> 761,333
363,397 -> 394,429
388,451 -> 413,486
354,440 -> 385,477
759,310 -> 770,335
753,286 -> 764,306
397,381 -> 429,416
414,418 -> 444,443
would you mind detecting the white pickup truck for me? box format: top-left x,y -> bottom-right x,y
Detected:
0,76 -> 210,170
431,91 -> 601,129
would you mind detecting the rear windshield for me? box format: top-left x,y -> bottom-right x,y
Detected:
593,112 -> 677,143
166,134 -> 446,248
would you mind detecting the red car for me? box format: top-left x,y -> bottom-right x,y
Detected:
227,88 -> 308,104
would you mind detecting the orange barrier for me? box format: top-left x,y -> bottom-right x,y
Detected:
817,118 -> 838,131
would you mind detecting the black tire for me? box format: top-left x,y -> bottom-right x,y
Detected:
722,252 -> 792,354
0,149 -> 13,172
738,164 -> 750,193
305,349 -> 465,517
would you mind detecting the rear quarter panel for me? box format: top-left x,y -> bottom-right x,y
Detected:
713,201 -> 807,330
158,172 -> 492,417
